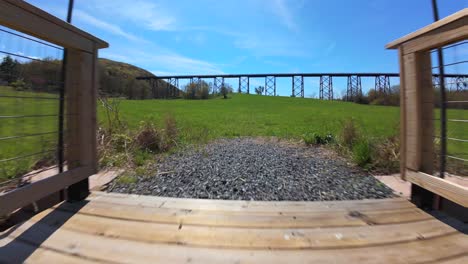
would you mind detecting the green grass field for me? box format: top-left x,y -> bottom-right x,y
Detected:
0,86 -> 59,182
107,94 -> 401,141
1,87 -> 466,182
99,94 -> 466,175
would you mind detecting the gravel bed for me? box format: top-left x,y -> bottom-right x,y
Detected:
108,138 -> 394,201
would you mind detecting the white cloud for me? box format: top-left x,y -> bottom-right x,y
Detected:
151,54 -> 224,75
85,0 -> 176,31
74,10 -> 147,43
101,47 -> 224,76
150,70 -> 179,76
234,36 -> 308,57
271,0 -> 301,32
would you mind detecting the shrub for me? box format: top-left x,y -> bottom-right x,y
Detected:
372,134 -> 400,173
135,120 -> 163,152
133,150 -> 152,166
163,114 -> 178,149
196,85 -> 210,99
184,81 -> 211,99
111,133 -> 132,152
219,84 -> 233,99
303,132 -> 334,145
255,86 -> 264,95
115,173 -> 137,185
302,132 -> 316,145
11,78 -> 29,91
352,140 -> 372,167
339,119 -> 360,147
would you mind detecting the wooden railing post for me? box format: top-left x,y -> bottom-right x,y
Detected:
400,49 -> 435,208
387,9 -> 468,214
66,46 -> 98,201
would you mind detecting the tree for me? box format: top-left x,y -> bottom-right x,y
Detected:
184,80 -> 211,99
220,83 -> 233,99
254,86 -> 264,95
0,55 -> 20,84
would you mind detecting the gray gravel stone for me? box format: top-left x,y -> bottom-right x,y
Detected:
108,138 -> 394,201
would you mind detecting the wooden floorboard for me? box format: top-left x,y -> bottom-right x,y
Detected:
55,200 -> 431,228
1,192 -> 467,263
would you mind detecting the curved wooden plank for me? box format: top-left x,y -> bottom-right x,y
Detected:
3,220 -> 468,264
24,209 -> 457,250
90,192 -> 414,213
56,200 -> 431,228
0,235 -> 96,264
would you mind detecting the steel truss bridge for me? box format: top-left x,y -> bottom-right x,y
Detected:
137,73 -> 468,100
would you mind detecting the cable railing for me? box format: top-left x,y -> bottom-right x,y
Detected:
0,25 -> 65,191
431,40 -> 468,177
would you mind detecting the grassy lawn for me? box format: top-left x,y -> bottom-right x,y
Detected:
1,88 -> 466,182
0,86 -> 59,182
105,94 -> 401,142
103,94 -> 466,173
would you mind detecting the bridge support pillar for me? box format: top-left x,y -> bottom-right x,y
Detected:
265,76 -> 276,96
319,75 -> 333,100
239,76 -> 249,94
213,77 -> 224,95
375,75 -> 390,94
148,79 -> 157,99
292,76 -> 304,97
346,75 -> 362,102
167,77 -> 179,98
453,76 -> 467,91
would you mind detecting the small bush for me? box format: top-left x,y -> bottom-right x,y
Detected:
11,78 -> 29,91
111,133 -> 132,152
352,140 -> 372,167
163,114 -> 178,149
116,173 -> 137,185
133,150 -> 152,166
196,85 -> 210,99
100,152 -> 128,168
303,132 -> 334,145
184,81 -> 211,100
135,120 -> 163,152
219,84 -> 233,99
373,134 -> 400,173
340,119 -> 360,147
302,132 -> 315,145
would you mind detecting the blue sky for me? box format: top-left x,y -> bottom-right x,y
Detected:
20,0 -> 468,96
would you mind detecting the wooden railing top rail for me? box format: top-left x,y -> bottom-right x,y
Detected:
0,0 -> 108,52
386,8 -> 468,50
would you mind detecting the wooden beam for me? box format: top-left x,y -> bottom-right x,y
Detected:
401,53 -> 421,171
0,166 -> 94,216
406,170 -> 468,208
65,46 -> 98,201
386,8 -> 468,49
0,0 -> 108,52
401,20 -> 468,55
398,47 -> 406,180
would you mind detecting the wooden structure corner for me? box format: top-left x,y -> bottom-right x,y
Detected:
386,8 -> 468,209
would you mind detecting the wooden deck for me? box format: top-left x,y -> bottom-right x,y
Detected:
1,192 -> 467,263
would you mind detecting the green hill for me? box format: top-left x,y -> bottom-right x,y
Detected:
98,58 -> 173,99
99,58 -> 154,79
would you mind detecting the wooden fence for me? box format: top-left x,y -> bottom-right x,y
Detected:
0,0 -> 108,216
387,8 -> 468,209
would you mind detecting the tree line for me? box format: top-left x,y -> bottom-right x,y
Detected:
0,56 -> 171,99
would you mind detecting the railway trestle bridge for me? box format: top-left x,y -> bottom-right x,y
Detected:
137,73 -> 468,100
